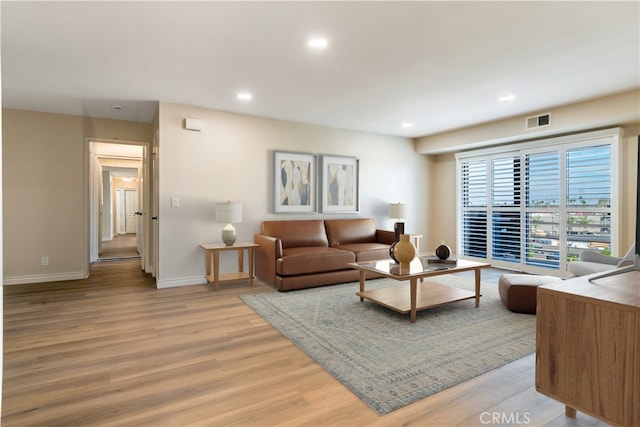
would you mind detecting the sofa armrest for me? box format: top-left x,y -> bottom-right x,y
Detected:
579,249 -> 621,265
254,234 -> 282,287
376,229 -> 396,245
617,258 -> 636,268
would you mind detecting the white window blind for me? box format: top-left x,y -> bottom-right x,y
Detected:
461,161 -> 487,258
525,151 -> 560,268
456,129 -> 620,276
491,157 -> 521,264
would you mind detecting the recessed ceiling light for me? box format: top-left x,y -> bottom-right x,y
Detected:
112,105 -> 124,111
237,92 -> 253,101
402,122 -> 414,128
498,94 -> 515,103
307,37 -> 329,49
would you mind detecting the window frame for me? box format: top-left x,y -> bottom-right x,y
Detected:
455,128 -> 622,276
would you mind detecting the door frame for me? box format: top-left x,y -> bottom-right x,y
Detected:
86,138 -> 153,274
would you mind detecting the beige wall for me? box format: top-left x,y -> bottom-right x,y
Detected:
156,102 -> 430,287
112,177 -> 138,191
428,153 -> 457,252
2,109 -> 152,283
3,89 -> 638,285
420,90 -> 640,256
416,90 -> 640,155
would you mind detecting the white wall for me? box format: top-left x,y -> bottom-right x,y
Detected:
156,102 -> 431,287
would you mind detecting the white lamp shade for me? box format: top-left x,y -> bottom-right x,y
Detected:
216,202 -> 243,224
389,203 -> 408,220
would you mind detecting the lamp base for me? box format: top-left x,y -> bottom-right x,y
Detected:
394,222 -> 405,242
221,224 -> 237,246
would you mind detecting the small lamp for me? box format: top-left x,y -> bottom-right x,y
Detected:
216,201 -> 243,246
389,202 -> 408,242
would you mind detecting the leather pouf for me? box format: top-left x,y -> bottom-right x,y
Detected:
498,273 -> 563,314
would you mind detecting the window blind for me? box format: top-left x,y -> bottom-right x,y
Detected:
457,129 -> 619,276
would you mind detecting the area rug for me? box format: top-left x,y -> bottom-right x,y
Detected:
240,275 -> 535,415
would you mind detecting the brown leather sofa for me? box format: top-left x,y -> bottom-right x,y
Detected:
254,218 -> 395,291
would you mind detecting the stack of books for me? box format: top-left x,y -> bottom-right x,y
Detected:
421,255 -> 457,264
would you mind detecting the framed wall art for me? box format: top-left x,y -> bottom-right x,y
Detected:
320,155 -> 359,213
273,151 -> 317,213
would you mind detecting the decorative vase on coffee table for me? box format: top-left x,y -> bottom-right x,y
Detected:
435,241 -> 452,260
390,234 -> 416,269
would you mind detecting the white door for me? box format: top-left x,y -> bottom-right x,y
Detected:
125,189 -> 138,233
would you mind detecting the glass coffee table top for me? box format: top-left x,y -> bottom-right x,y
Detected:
351,256 -> 489,278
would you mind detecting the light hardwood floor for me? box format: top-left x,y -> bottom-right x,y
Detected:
99,233 -> 140,259
3,260 -> 607,427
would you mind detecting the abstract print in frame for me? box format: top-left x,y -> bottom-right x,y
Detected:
274,151 -> 317,213
321,155 -> 359,213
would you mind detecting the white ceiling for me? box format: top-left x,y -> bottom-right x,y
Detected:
2,1 -> 639,138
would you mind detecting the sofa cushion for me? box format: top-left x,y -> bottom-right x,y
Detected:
324,218 -> 377,246
261,220 -> 328,249
334,243 -> 390,262
567,260 -> 619,277
277,247 -> 356,276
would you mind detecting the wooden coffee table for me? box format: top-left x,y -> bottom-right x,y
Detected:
348,256 -> 490,323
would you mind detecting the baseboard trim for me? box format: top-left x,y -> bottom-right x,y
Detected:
4,273 -> 208,288
4,271 -> 88,285
156,276 -> 207,289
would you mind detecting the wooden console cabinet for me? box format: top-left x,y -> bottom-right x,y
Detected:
535,270 -> 640,426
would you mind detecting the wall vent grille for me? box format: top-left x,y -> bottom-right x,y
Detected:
526,113 -> 551,130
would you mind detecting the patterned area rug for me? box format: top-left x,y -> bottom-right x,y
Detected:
240,275 -> 535,415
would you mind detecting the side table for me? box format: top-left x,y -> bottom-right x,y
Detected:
199,242 -> 259,290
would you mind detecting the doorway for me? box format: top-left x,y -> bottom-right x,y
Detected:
98,177 -> 140,260
89,140 -> 152,270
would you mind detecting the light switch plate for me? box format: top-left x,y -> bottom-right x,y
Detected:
171,196 -> 180,208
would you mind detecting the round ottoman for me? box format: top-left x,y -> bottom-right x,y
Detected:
498,274 -> 563,314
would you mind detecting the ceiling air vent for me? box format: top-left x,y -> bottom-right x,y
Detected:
525,113 -> 551,130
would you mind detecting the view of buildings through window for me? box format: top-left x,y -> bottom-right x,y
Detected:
458,133 -> 616,275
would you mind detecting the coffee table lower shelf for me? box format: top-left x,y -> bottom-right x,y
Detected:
356,281 -> 476,315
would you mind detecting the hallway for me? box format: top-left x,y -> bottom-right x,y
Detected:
99,233 -> 139,259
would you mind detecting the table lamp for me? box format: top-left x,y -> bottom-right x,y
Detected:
389,202 -> 408,242
216,201 -> 243,246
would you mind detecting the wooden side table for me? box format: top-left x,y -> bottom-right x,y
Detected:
199,242 -> 259,290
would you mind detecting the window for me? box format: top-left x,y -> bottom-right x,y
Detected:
461,161 -> 487,258
525,151 -> 560,268
457,129 -> 620,276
